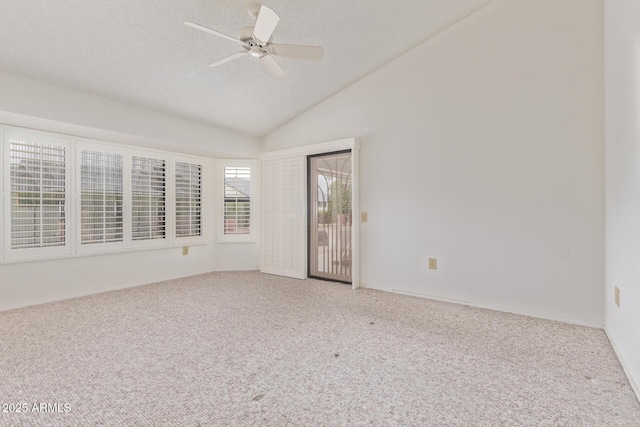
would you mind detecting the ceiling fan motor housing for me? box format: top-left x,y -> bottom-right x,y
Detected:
241,26 -> 272,47
185,4 -> 323,80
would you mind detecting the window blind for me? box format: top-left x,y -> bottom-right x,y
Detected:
2,125 -> 208,262
80,150 -> 123,245
175,162 -> 202,238
9,139 -> 66,250
223,166 -> 251,235
132,156 -> 166,241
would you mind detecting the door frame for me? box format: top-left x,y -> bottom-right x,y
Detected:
260,137 -> 360,288
307,149 -> 353,284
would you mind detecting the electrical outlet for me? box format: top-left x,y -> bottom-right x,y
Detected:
615,286 -> 620,307
428,258 -> 437,270
182,246 -> 189,256
361,212 -> 368,222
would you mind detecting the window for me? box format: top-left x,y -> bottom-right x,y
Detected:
175,161 -> 203,239
3,129 -> 70,259
220,160 -> 255,242
132,156 -> 166,241
224,166 -> 251,235
80,149 -> 124,245
1,125 -> 208,263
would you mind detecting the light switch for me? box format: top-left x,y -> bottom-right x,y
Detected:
361,212 -> 368,222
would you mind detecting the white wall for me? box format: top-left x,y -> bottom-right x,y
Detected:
262,0 -> 604,326
604,0 -> 640,399
0,72 -> 260,311
0,71 -> 258,159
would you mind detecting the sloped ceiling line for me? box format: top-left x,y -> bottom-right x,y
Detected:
0,0 -> 495,138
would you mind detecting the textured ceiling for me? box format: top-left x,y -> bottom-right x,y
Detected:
0,0 -> 495,137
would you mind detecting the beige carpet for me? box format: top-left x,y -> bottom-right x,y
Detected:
0,271 -> 638,426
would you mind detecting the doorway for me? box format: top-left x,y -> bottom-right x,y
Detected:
308,150 -> 352,283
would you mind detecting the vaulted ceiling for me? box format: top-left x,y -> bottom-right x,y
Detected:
0,0 -> 495,137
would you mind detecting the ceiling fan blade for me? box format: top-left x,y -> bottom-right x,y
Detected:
259,54 -> 285,80
208,52 -> 249,67
268,44 -> 324,61
184,21 -> 243,44
253,5 -> 279,43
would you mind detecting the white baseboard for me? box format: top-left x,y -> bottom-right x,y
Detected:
0,268 -> 216,313
604,326 -> 640,404
389,288 -> 603,329
388,288 -> 638,404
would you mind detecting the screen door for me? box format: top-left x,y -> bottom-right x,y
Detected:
308,151 -> 352,283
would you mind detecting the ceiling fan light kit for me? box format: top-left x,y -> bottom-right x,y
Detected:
185,4 -> 324,80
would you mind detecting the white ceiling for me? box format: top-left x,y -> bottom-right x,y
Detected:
0,0 -> 495,137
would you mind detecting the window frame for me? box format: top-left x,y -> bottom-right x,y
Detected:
0,124 -> 208,264
173,155 -> 206,245
129,148 -> 170,249
75,140 -> 128,254
219,159 -> 256,243
3,128 -> 72,261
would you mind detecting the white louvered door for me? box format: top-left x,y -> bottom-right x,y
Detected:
261,156 -> 305,279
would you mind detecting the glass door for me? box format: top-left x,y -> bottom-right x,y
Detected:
308,151 -> 352,283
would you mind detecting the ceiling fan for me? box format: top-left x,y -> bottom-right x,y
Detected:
185,4 -> 324,80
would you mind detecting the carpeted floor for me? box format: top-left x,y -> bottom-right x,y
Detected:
0,271 -> 638,426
